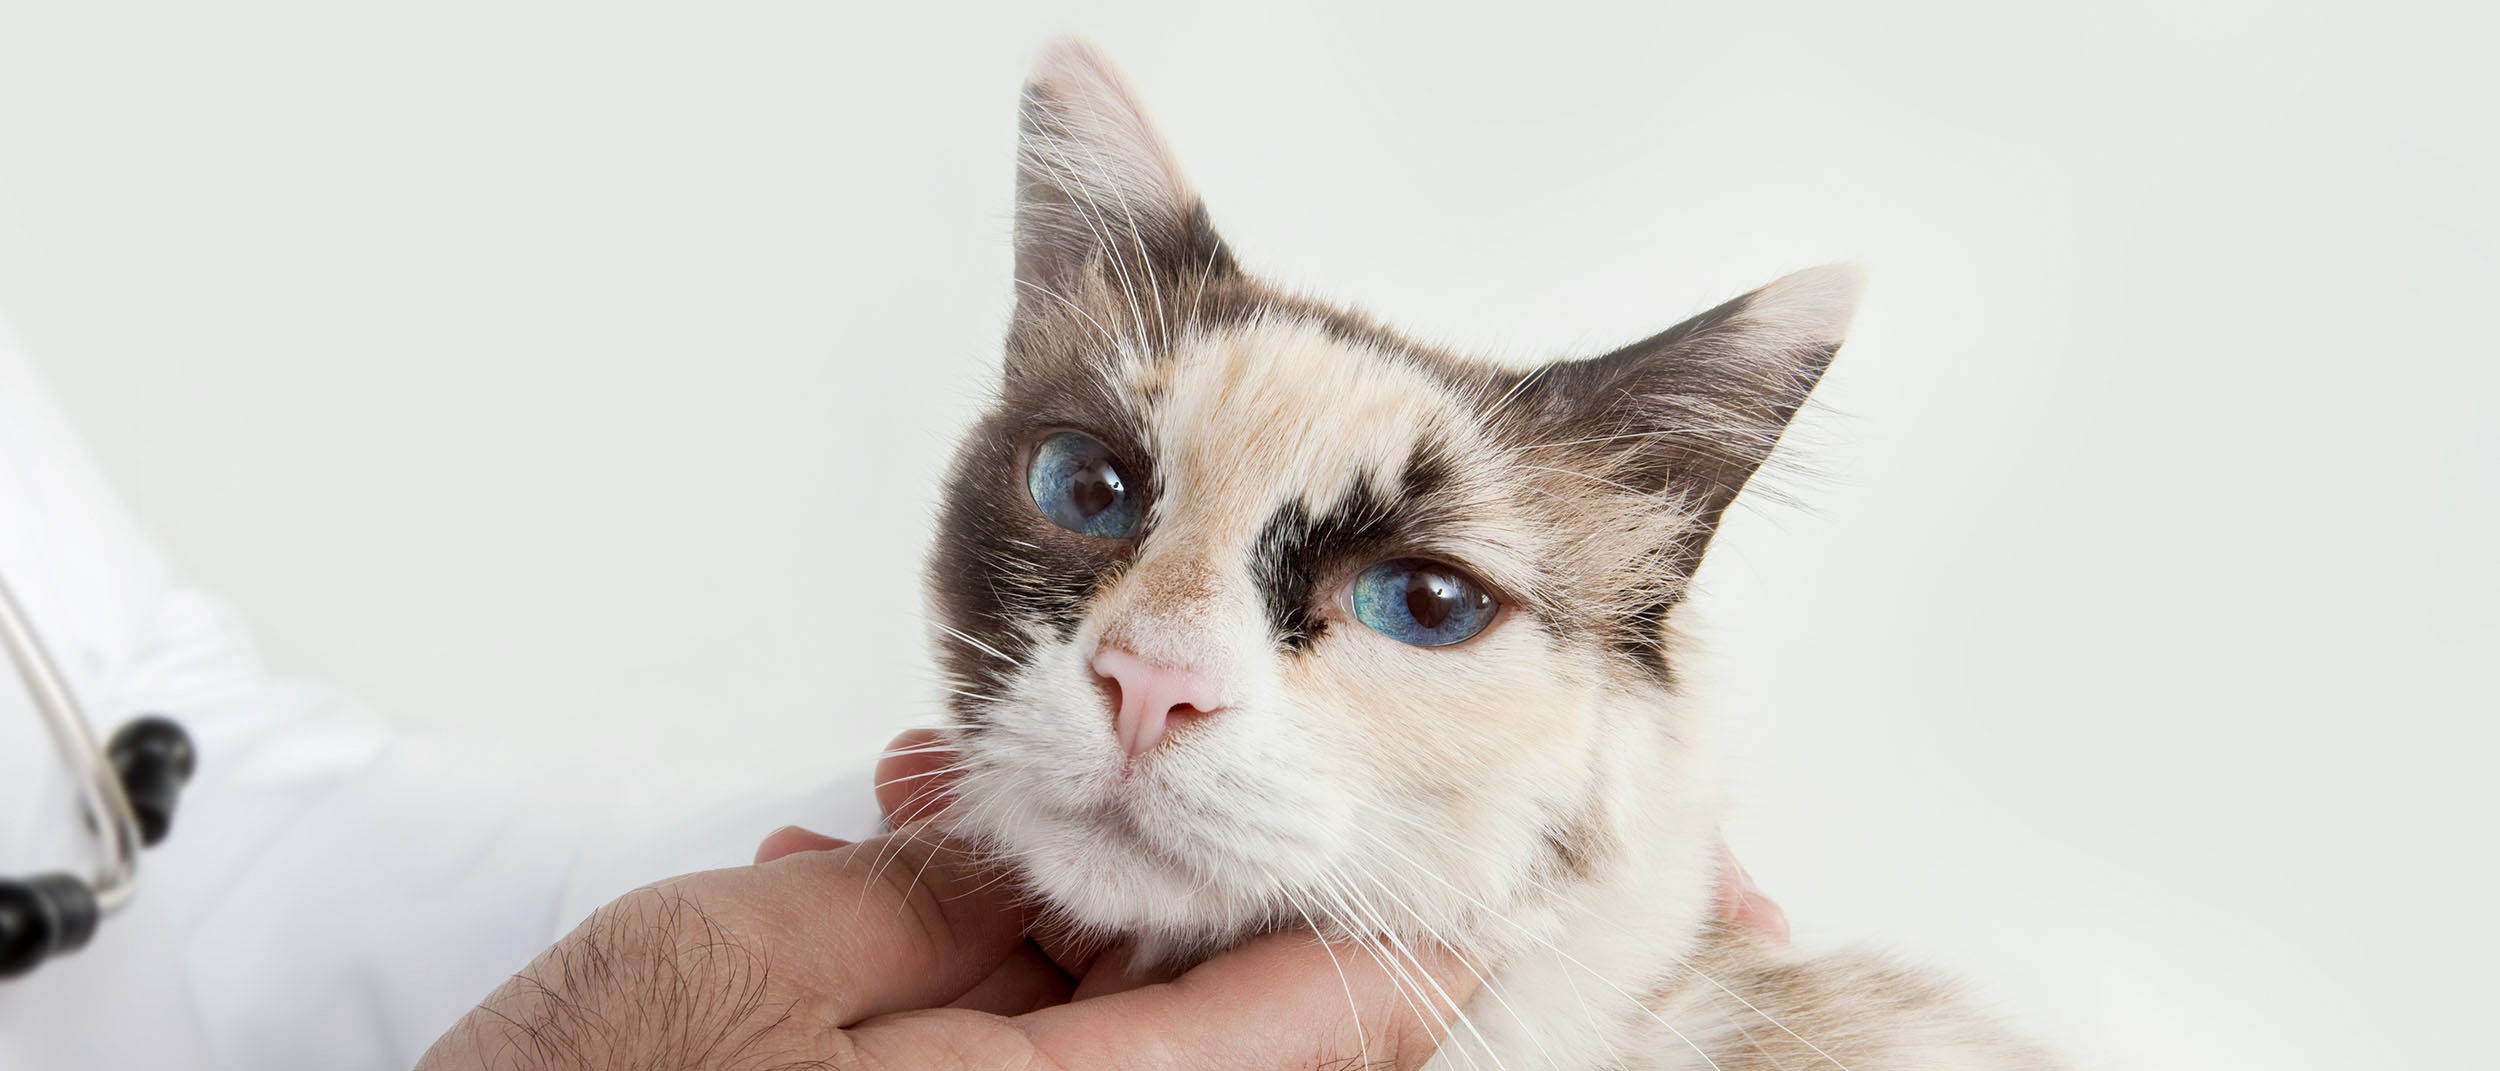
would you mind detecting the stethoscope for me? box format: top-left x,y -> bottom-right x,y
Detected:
0,569 -> 196,980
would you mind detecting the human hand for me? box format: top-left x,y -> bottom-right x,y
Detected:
416,734 -> 1787,1071
415,750 -> 1481,1070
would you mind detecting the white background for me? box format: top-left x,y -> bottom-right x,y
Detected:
2,2 -> 2492,1067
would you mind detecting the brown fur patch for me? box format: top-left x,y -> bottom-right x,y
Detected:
1630,925 -> 2063,1069
1541,821 -> 1615,880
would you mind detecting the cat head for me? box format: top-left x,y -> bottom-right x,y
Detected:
925,41 -> 1860,956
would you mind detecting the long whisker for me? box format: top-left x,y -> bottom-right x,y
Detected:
1340,807 -> 1844,1071
1337,852 -> 1568,1070
1344,824 -> 1724,1071
870,765 -> 957,791
1260,864 -> 1373,1071
1304,865 -> 1467,1070
1310,864 -> 1505,1071
932,622 -> 1018,666
1351,803 -> 1850,1070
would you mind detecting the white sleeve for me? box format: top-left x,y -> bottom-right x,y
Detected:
0,320 -> 876,1070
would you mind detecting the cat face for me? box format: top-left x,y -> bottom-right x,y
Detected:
925,42 -> 1860,957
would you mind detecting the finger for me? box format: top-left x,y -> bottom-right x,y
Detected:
946,939 -> 1077,1015
875,729 -> 961,825
1019,928 -> 1481,1070
1067,940 -> 1184,1000
743,826 -> 1038,1024
1713,840 -> 1790,943
754,824 -> 851,864
828,1008 -> 1043,1070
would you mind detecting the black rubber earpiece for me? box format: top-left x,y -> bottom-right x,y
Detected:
0,873 -> 100,980
106,715 -> 195,848
4,715 -> 195,981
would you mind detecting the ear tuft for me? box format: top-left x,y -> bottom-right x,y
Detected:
1023,39 -> 1192,215
1014,40 -> 1227,307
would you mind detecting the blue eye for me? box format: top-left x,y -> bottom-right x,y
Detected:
1350,558 -> 1498,647
1027,432 -> 1142,538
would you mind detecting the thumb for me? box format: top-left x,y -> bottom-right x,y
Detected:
1023,929 -> 1482,1070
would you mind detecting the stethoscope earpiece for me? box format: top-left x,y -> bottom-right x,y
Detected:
2,570 -> 197,982
0,872 -> 101,980
108,716 -> 196,848
0,715 -> 192,981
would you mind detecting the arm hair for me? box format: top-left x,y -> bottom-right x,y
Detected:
415,887 -> 840,1071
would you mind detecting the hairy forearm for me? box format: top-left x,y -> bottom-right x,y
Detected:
415,887 -> 841,1071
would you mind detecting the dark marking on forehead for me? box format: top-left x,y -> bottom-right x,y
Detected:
1250,442 -> 1459,650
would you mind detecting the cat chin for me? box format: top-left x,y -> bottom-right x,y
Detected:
991,813 -> 1280,951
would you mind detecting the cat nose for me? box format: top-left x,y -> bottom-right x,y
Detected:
1090,646 -> 1223,757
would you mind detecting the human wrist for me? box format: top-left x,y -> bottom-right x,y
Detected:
414,886 -> 834,1071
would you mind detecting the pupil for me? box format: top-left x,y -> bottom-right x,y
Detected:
1404,568 -> 1455,630
1070,461 -> 1121,518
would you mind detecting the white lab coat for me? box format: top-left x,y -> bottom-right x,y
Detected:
0,322 -> 873,1070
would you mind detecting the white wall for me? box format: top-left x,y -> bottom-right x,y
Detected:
2,2 -> 2491,1067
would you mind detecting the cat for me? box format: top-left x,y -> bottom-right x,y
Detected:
922,40 -> 2057,1070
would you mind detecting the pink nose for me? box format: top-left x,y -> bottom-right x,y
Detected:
1091,646 -> 1223,757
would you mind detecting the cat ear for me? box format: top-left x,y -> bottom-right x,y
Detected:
1499,264 -> 1866,574
1014,40 -> 1234,314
